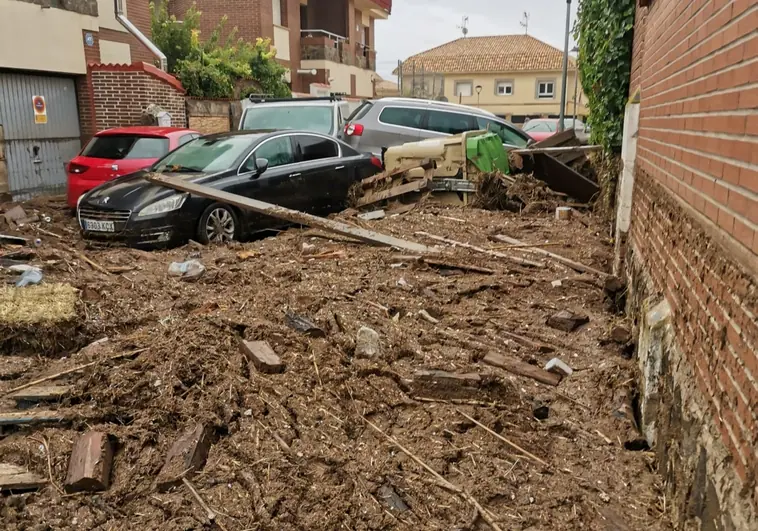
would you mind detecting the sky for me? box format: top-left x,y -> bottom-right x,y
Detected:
374,0 -> 580,80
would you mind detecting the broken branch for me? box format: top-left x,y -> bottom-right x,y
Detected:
458,411 -> 549,467
490,235 -> 606,276
416,232 -> 545,268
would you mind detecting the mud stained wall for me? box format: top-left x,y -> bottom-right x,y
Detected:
625,1 -> 758,529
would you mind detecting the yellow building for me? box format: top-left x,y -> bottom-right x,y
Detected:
395,35 -> 588,125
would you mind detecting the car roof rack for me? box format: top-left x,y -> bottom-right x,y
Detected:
248,92 -> 347,103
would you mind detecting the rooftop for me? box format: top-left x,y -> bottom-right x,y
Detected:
395,35 -> 575,75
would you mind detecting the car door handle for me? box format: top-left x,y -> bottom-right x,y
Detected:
335,165 -> 345,170
289,172 -> 302,177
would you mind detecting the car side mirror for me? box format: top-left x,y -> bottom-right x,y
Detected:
256,158 -> 269,175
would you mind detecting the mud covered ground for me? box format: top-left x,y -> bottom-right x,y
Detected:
0,196 -> 672,530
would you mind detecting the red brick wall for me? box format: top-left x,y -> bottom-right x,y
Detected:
171,0 -> 270,43
88,63 -> 187,131
629,0 -> 758,516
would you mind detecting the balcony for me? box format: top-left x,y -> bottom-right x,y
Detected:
355,0 -> 391,18
300,30 -> 376,71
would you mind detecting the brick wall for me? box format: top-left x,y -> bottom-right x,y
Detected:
171,0 -> 270,44
627,0 -> 758,526
86,63 -> 186,132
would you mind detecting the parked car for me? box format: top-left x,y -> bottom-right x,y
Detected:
238,95 -> 352,137
338,97 -> 532,156
76,130 -> 383,248
522,118 -> 589,143
66,126 -> 200,208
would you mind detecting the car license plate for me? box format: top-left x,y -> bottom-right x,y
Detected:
82,219 -> 115,232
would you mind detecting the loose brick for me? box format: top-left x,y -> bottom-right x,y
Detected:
64,432 -> 115,493
156,424 -> 212,491
239,339 -> 285,374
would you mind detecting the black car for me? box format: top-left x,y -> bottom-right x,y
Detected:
77,130 -> 383,248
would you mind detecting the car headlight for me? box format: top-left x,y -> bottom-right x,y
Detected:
138,194 -> 187,217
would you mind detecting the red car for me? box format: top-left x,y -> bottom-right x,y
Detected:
522,118 -> 589,143
66,126 -> 200,208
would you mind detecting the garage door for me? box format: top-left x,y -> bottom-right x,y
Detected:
0,72 -> 81,199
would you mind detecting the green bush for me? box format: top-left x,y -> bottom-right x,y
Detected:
150,2 -> 291,99
574,0 -> 636,152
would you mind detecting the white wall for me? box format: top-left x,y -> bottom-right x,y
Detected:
0,0 -> 98,74
301,59 -> 375,98
100,40 -> 132,64
97,0 -> 128,33
274,25 -> 290,61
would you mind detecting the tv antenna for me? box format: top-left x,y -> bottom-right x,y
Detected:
520,12 -> 530,35
458,16 -> 469,38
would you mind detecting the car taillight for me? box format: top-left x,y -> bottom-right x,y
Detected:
67,162 -> 89,174
370,155 -> 383,169
344,123 -> 364,136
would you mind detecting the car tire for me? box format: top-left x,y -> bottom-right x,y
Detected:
197,203 -> 240,244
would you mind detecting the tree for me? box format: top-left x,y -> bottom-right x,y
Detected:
150,2 -> 291,99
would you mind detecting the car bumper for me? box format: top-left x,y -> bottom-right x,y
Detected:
67,177 -> 104,209
78,204 -> 194,249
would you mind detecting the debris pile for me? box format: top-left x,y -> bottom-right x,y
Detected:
0,197 -> 669,530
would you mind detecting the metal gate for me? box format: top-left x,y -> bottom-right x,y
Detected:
0,71 -> 81,199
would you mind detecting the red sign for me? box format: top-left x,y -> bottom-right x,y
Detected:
32,95 -> 47,124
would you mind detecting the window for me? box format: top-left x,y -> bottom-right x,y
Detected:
537,80 -> 555,99
154,136 -> 258,173
253,136 -> 295,168
523,120 -> 556,133
454,81 -> 473,97
241,105 -> 334,135
496,81 -> 513,96
379,107 -> 425,129
272,0 -> 282,26
178,133 -> 199,147
82,135 -> 169,160
475,117 -> 529,148
296,135 -> 339,162
426,110 -> 477,135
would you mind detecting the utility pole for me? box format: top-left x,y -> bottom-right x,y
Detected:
398,59 -> 403,97
558,0 -> 572,132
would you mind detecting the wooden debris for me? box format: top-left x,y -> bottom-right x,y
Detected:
239,339 -> 285,374
360,158 -> 434,189
64,431 -> 115,493
511,144 -> 602,155
285,311 -> 326,338
357,178 -> 430,207
63,246 -> 111,275
422,256 -> 496,275
458,411 -> 549,468
147,173 -> 434,254
418,309 -> 440,324
546,309 -> 590,332
482,352 -> 561,387
157,423 -> 212,491
0,463 -> 46,492
415,231 -> 546,268
8,384 -> 72,404
492,326 -> 556,353
0,234 -> 28,245
357,209 -> 386,221
411,370 -> 483,400
183,477 -> 216,523
0,410 -> 63,426
363,416 -> 504,531
491,234 -> 606,276
2,348 -> 147,398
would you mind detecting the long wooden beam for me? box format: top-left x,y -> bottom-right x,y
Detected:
491,234 -> 607,276
147,174 -> 434,254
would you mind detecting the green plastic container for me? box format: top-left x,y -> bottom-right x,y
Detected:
466,133 -> 510,175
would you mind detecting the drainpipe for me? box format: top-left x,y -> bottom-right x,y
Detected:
115,0 -> 168,71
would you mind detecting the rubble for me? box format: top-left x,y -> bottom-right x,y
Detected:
355,326 -> 381,358
0,196 -> 669,530
546,309 -> 590,332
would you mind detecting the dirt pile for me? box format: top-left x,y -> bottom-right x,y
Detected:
0,198 -> 669,530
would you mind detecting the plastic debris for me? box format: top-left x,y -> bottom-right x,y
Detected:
168,260 -> 206,281
15,267 -> 43,287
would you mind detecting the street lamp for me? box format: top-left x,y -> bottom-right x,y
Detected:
558,0 -> 572,132
475,85 -> 483,106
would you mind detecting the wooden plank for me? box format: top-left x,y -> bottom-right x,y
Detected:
0,463 -> 46,492
9,384 -> 72,403
356,178 -> 430,207
147,174 -> 434,254
360,158 -> 434,189
64,431 -> 115,493
482,352 -> 561,386
415,231 -> 546,268
0,410 -> 63,426
422,256 -> 496,275
239,340 -> 285,374
495,328 -> 555,353
511,145 -> 602,155
491,234 -> 607,276
157,423 -> 212,492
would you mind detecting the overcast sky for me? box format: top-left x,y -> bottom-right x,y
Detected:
374,0 -> 580,80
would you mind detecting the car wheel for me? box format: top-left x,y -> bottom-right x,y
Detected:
197,203 -> 239,244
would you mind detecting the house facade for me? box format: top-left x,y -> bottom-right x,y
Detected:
0,0 -> 186,199
397,35 -> 587,124
168,0 -> 391,98
617,1 -> 757,529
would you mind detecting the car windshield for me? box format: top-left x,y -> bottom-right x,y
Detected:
153,136 -> 256,174
82,135 -> 169,160
241,105 -> 333,135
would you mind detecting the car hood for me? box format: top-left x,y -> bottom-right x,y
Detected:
81,170 -> 220,211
